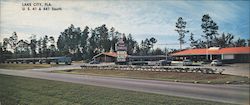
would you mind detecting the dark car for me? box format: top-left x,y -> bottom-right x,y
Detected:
159,60 -> 171,66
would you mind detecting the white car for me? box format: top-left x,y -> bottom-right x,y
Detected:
211,60 -> 222,66
183,59 -> 192,66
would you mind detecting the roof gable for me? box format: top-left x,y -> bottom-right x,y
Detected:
93,52 -> 117,58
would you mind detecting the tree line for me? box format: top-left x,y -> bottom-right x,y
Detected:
1,14 -> 249,61
0,24 -> 160,61
175,14 -> 250,49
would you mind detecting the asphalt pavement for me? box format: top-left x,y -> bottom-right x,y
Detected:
27,62 -> 250,77
0,68 -> 249,105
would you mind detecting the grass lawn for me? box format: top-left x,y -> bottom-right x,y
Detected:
0,64 -> 63,70
54,69 -> 249,84
0,74 -> 235,105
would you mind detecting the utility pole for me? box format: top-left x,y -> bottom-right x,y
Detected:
157,43 -> 179,58
206,44 -> 208,60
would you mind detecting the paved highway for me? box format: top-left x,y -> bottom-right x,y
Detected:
28,62 -> 250,77
0,68 -> 249,105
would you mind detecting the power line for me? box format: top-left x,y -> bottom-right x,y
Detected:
157,43 -> 191,45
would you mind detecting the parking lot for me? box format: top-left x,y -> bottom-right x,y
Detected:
218,63 -> 250,77
82,61 -> 250,77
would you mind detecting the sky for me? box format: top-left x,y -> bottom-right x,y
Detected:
0,0 -> 249,49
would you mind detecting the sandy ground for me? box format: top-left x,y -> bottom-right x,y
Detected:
171,61 -> 250,77
221,63 -> 250,77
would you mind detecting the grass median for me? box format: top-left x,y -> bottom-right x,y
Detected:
0,64 -> 63,70
53,69 -> 249,84
0,74 -> 236,105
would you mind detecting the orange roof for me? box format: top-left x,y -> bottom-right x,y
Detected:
93,52 -> 117,59
103,52 -> 117,57
94,52 -> 129,58
171,47 -> 250,56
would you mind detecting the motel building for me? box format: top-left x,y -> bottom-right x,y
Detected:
92,52 -> 167,63
92,35 -> 171,63
92,38 -> 167,63
171,47 -> 250,63
92,46 -> 250,64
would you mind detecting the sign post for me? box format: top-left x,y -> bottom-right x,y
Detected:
115,37 -> 127,64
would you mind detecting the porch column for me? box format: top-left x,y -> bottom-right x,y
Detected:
105,55 -> 107,62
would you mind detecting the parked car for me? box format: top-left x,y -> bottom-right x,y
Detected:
183,59 -> 192,66
159,60 -> 171,66
211,59 -> 222,66
128,61 -> 148,65
89,60 -> 100,64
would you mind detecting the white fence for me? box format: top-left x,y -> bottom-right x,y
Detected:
80,65 -> 225,74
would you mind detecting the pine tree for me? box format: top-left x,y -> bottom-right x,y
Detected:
214,33 -> 234,48
175,17 -> 189,49
109,27 -> 116,52
201,14 -> 219,47
248,39 -> 250,47
189,33 -> 198,48
234,38 -> 246,47
126,34 -> 137,55
29,34 -> 37,57
96,24 -> 110,52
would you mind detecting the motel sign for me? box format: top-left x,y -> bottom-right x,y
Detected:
116,38 -> 127,63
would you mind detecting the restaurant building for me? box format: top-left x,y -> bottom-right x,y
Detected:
92,52 -> 167,63
92,52 -> 117,62
171,47 -> 250,63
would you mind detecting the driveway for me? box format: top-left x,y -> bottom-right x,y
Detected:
26,62 -> 250,77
